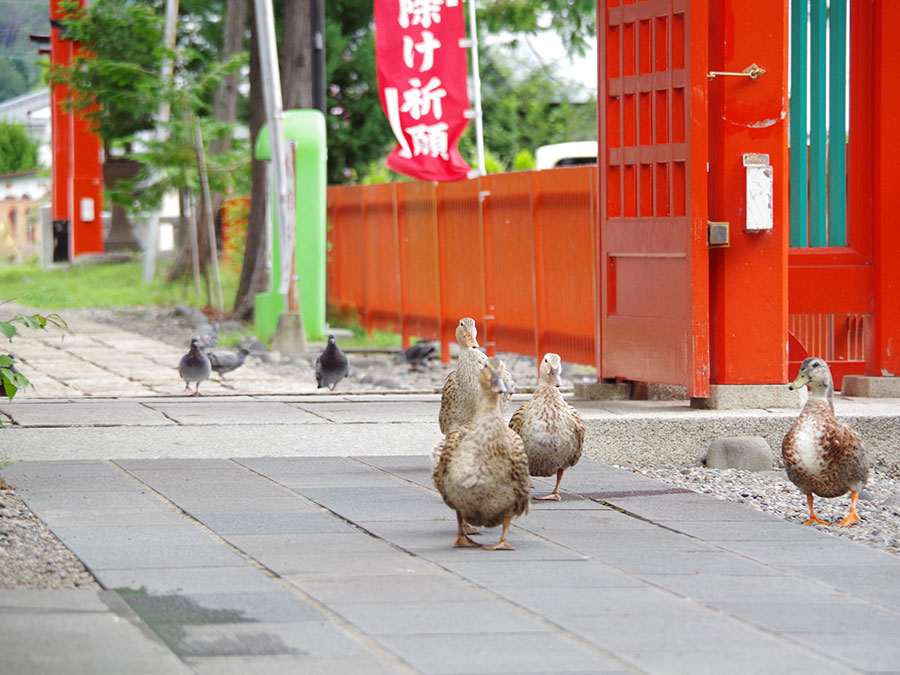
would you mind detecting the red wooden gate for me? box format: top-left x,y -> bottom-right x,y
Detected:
598,0 -> 710,397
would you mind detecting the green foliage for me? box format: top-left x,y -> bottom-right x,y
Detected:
0,260 -> 240,310
512,149 -> 536,171
479,0 -> 597,57
0,312 -> 68,405
0,1 -> 46,102
325,0 -> 395,184
51,0 -> 167,148
0,121 -> 39,174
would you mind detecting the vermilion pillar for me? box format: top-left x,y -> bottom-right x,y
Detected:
50,0 -> 104,259
871,1 -> 900,377
706,0 -> 790,384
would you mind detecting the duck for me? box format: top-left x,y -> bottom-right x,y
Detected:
208,348 -> 250,379
315,335 -> 349,391
178,337 -> 211,396
432,357 -> 530,550
782,357 -> 868,526
438,317 -> 514,435
509,353 -> 584,501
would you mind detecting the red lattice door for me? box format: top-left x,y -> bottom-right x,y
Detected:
599,0 -> 710,397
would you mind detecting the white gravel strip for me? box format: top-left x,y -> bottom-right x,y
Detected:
630,464 -> 900,557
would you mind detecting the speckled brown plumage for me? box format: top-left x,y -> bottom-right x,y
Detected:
439,317 -> 514,435
433,357 -> 530,549
509,353 -> 584,500
782,357 -> 868,526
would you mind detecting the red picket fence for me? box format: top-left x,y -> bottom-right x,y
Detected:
326,167 -> 599,368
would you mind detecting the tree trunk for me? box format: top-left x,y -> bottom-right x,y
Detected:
232,4 -> 270,320
210,0 -> 247,157
282,0 -> 313,109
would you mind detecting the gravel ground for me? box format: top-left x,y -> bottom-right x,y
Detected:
3,305 -> 899,590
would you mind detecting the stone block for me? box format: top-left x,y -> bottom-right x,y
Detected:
841,375 -> 900,398
704,436 -> 773,471
691,384 -> 801,410
573,381 -> 631,401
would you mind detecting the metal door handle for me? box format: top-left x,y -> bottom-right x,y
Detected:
708,63 -> 766,81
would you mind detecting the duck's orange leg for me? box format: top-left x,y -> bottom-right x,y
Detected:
802,493 -> 831,526
453,511 -> 481,548
484,516 -> 515,551
837,491 -> 861,527
533,469 -> 564,502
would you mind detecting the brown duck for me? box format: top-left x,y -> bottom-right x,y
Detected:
782,357 -> 868,526
433,357 -> 530,550
509,353 -> 585,501
438,317 -> 513,435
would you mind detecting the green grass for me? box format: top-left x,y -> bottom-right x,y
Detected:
0,260 -> 239,310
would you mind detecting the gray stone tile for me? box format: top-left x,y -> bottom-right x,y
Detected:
446,559 -> 641,590
621,645 -> 854,675
156,620 -> 370,659
62,537 -> 247,571
796,632 -> 900,673
144,400 -> 326,425
329,600 -> 551,636
119,590 -> 324,624
717,538 -> 896,567
496,585 -> 683,620
377,632 -> 625,674
643,573 -> 847,604
658,518 -> 827,542
96,565 -> 285,595
296,486 -> 448,521
358,519 -> 588,562
292,572 -> 489,604
605,493 -> 778,522
197,512 -> 357,535
20,489 -> 169,517
775,563 -> 900,611
291,400 -> 439,423
1,400 -> 174,427
187,654 -> 395,675
714,600 -> 900,635
595,550 -> 781,576
0,590 -> 193,674
2,459 -> 139,492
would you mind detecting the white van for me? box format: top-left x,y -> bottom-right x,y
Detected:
534,141 -> 598,169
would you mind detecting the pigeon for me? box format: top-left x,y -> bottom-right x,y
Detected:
197,322 -> 219,351
402,340 -> 437,370
208,348 -> 249,379
315,334 -> 349,391
179,337 -> 212,396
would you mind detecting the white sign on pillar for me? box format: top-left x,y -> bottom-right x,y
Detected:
277,139 -> 297,295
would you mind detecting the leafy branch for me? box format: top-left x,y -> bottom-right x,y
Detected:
0,313 -> 68,404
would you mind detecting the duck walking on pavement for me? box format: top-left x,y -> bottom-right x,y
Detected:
179,337 -> 211,396
782,357 -> 868,526
439,317 -> 514,435
509,353 -> 585,501
315,334 -> 349,391
208,348 -> 250,379
433,357 -> 530,550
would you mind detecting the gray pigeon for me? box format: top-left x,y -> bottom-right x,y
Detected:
179,337 -> 212,396
197,322 -> 219,351
315,334 -> 349,391
402,340 -> 437,370
208,348 -> 249,379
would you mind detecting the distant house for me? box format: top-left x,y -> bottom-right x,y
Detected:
0,90 -> 51,259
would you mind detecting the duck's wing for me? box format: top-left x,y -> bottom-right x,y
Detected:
438,369 -> 460,434
832,420 -> 868,482
507,403 -> 526,436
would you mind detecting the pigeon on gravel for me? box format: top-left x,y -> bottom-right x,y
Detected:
402,340 -> 437,370
179,337 -> 212,396
315,334 -> 349,391
197,322 -> 219,351
208,348 -> 250,379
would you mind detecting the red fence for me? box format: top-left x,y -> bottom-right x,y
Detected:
327,167 -> 599,368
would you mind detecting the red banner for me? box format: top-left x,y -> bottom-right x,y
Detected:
374,0 -> 474,182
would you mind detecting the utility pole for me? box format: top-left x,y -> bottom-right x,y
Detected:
253,0 -> 307,354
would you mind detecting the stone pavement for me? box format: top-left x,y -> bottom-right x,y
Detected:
2,311 -> 900,673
